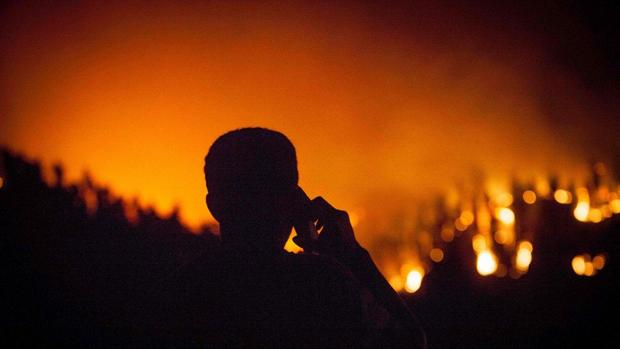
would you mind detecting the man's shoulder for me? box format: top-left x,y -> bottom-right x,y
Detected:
284,251 -> 357,279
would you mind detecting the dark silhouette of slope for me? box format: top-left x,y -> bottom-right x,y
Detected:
0,148 -> 219,347
1,147 -> 619,348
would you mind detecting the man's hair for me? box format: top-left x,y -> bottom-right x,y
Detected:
204,127 -> 298,195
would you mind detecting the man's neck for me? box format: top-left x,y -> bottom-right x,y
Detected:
219,223 -> 288,254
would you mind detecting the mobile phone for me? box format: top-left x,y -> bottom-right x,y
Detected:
293,186 -> 319,251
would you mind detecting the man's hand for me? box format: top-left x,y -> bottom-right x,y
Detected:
311,196 -> 362,259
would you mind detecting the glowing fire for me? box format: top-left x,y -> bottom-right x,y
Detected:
477,250 -> 498,276
515,241 -> 533,272
572,253 -> 606,276
373,163 -> 617,289
405,268 -> 425,294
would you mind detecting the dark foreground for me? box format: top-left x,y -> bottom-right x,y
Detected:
1,149 -> 617,348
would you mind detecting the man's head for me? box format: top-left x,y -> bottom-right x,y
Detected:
204,127 -> 299,247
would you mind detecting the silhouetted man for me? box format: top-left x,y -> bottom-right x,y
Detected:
135,127 -> 426,348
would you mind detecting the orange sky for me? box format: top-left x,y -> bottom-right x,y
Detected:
1,1 -> 618,231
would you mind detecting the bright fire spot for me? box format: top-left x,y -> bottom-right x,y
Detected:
0,177 -> 4,188
515,241 -> 533,272
405,268 -> 425,293
495,207 -> 515,225
476,250 -> 498,276
573,201 -> 590,222
430,248 -> 444,263
553,189 -> 573,204
572,255 -> 586,275
522,190 -> 536,204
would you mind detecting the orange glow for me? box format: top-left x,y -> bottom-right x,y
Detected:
522,190 -> 537,204
1,1 -> 610,235
0,176 -> 4,189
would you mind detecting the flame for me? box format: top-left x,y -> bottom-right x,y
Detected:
476,250 -> 498,276
572,253 -> 606,276
572,255 -> 586,275
554,190 -> 573,205
495,207 -> 515,225
515,241 -> 533,272
405,268 -> 425,294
